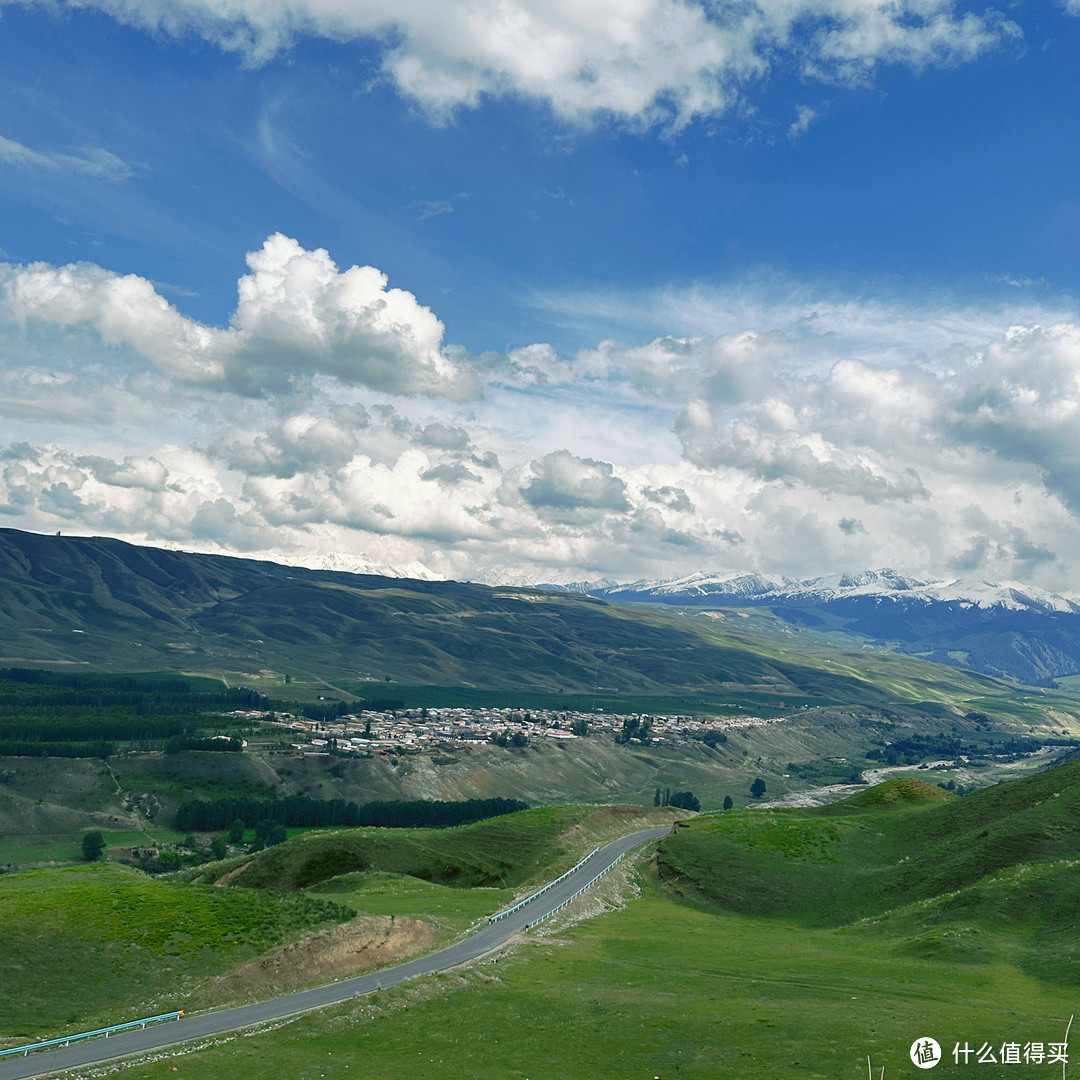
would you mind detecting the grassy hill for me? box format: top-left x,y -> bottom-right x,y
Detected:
0,862 -> 354,1041
655,761 -> 1080,987
3,527 -> 1079,724
185,804 -> 682,893
0,805 -> 675,1042
32,762 -> 1080,1080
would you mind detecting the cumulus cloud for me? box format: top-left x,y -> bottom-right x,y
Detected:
0,234 -> 476,398
421,462 -> 481,486
77,455 -> 170,491
675,398 -> 930,503
209,411 -> 365,479
419,422 -> 471,451
642,484 -> 693,513
519,450 -> 630,519
51,0 -> 1018,129
10,235 -> 1080,588
2,260 -> 230,382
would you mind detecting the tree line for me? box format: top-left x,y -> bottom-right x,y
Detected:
653,787 -> 701,811
0,739 -> 115,758
175,794 -> 529,832
0,668 -> 266,711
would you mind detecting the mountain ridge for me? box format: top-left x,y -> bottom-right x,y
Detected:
0,526 -> 1065,721
533,569 -> 1080,686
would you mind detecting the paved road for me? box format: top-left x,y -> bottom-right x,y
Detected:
0,827 -> 670,1080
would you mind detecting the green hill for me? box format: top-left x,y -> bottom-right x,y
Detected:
1,526 -> 1077,724
0,862 -> 354,1040
656,758 -> 1080,982
186,804 -> 680,892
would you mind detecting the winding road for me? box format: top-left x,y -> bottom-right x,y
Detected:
0,827 -> 670,1080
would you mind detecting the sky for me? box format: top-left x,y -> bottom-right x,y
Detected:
4,0 -> 1080,589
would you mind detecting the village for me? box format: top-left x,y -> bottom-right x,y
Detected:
244,704 -> 792,757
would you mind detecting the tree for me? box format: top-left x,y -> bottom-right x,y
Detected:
157,849 -> 182,871
654,787 -> 661,807
723,795 -> 734,811
81,830 -> 105,861
210,835 -> 228,860
750,777 -> 767,799
668,791 -> 700,812
571,717 -> 590,737
253,818 -> 276,843
228,818 -> 245,843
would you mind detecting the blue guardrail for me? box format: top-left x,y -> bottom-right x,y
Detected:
0,1011 -> 183,1059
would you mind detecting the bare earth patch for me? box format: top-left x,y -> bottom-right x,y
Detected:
556,805 -> 688,849
206,915 -> 435,1002
210,862 -> 252,887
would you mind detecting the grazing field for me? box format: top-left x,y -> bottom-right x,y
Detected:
85,865 -> 1076,1080
657,766 -> 1080,931
0,805 -> 679,1047
0,863 -> 355,1042
0,827 -> 188,868
32,766 -> 1080,1080
186,804 -> 682,891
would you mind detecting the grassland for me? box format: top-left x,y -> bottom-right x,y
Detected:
80,859 -> 1077,1080
657,766 -> 1080,929
0,863 -> 355,1041
10,765 -> 1075,1080
185,804 -> 679,892
0,805 -> 676,1045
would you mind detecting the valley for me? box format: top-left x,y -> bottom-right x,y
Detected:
3,529 -> 1080,1079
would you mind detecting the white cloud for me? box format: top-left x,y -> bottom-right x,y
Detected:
49,0 -> 1019,129
0,234 -> 477,398
518,449 -> 630,519
9,235 -> 1080,588
230,234 -> 476,397
788,104 -> 817,139
0,133 -> 133,182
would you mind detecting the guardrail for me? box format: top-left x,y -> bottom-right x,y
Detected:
489,847 -> 600,923
0,1012 -> 183,1059
523,851 -> 625,929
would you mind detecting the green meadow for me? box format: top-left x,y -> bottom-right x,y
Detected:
0,864 -> 354,1041
0,806 -> 671,1044
93,864 -> 1077,1080
5,771 -> 1080,1078
184,804 -> 652,892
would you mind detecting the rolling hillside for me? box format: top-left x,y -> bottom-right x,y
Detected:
1,527 -> 1076,724
656,760 -> 1080,986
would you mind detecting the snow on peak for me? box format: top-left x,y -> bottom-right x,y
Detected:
582,568 -> 1080,612
274,551 -> 444,581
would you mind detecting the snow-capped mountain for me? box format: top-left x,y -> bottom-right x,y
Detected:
589,569 -> 1080,614
543,569 -> 1080,687
272,551 -> 444,581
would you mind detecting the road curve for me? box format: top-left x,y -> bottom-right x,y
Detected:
0,827 -> 670,1080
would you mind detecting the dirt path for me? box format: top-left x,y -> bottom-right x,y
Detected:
101,760 -> 156,844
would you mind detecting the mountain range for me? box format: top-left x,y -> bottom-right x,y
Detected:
0,526 -> 1061,720
564,569 -> 1080,686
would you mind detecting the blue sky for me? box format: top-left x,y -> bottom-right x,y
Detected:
4,0 -> 1080,588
